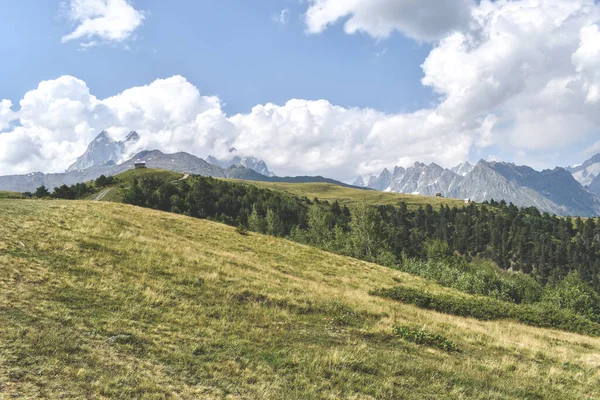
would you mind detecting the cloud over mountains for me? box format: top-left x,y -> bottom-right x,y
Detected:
3,0 -> 600,179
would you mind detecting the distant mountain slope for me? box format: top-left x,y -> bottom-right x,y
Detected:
356,160 -> 600,216
0,150 -> 227,192
355,163 -> 465,195
566,153 -> 600,187
0,149 -> 363,193
589,175 -> 600,197
448,161 -> 600,216
117,150 -> 226,177
207,155 -> 275,177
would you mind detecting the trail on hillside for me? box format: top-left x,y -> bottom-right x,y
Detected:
93,188 -> 112,201
170,174 -> 189,183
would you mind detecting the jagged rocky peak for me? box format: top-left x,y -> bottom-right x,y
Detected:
352,174 -> 376,187
95,130 -> 110,141
67,131 -> 121,172
393,166 -> 405,175
371,168 -> 392,191
451,161 -> 474,177
125,131 -> 140,142
66,130 -> 143,173
428,162 -> 444,173
379,167 -> 391,178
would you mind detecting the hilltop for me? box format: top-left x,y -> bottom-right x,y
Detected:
1,199 -> 599,398
225,179 -> 467,210
80,168 -> 468,210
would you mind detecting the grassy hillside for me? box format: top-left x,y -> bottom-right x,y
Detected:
226,179 -> 467,210
89,168 -> 184,202
1,199 -> 599,399
0,191 -> 24,199
92,169 -> 464,210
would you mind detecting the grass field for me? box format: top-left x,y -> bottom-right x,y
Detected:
1,199 -> 599,399
0,191 -> 24,199
225,180 -> 467,210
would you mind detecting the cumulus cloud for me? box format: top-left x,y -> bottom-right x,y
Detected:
0,75 -> 473,178
304,0 -> 474,41
4,0 -> 600,179
0,100 -> 15,131
61,0 -> 144,45
306,0 -> 600,165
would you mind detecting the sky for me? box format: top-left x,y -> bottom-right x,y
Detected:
1,0 -> 600,181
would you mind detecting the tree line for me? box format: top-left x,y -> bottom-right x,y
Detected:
30,175 -> 115,200
123,175 -> 600,294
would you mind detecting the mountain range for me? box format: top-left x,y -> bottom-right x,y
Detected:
206,154 -> 275,177
353,157 -> 600,217
0,131 -> 360,193
3,130 -> 600,216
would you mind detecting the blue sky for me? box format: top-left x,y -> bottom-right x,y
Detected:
0,1 -> 433,115
1,0 -> 600,179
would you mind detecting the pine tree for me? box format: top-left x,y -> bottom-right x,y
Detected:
34,186 -> 50,198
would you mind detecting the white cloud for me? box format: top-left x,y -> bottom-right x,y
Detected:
0,76 -> 473,178
0,100 -> 15,131
4,0 -> 600,179
271,9 -> 290,26
306,0 -> 600,164
304,0 -> 473,41
584,140 -> 600,157
61,0 -> 144,45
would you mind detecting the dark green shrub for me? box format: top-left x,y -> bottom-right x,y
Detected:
393,325 -> 458,352
397,257 -> 543,304
372,286 -> 600,337
236,225 -> 249,236
542,273 -> 600,323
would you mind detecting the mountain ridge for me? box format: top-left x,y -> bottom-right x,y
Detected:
354,158 -> 600,217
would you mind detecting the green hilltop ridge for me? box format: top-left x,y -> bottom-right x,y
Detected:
1,199 -> 600,398
224,179 -> 468,210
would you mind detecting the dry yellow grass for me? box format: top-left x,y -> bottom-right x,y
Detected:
0,199 -> 599,399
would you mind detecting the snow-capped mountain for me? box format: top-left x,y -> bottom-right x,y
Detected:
355,162 -> 463,196
0,133 -> 356,193
450,161 -> 600,217
386,163 -> 463,196
66,131 -> 140,172
355,160 -> 600,216
565,154 -> 600,187
206,155 -> 275,177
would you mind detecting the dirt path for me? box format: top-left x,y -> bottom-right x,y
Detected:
93,188 -> 112,201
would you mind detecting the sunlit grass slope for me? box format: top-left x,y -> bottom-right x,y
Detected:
226,180 -> 467,210
91,168 -> 183,202
0,191 -> 24,199
1,200 -> 599,399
